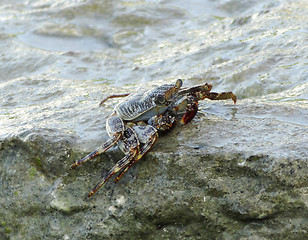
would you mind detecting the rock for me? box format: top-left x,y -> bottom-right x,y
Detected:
0,100 -> 307,239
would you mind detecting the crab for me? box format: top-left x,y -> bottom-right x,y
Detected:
71,79 -> 236,197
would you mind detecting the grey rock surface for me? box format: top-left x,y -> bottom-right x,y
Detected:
1,99 -> 307,239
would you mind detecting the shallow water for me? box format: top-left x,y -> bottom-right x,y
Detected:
0,0 -> 307,145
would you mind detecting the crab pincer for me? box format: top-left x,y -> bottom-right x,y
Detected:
177,83 -> 237,125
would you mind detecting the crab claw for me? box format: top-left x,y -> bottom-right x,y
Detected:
180,100 -> 198,125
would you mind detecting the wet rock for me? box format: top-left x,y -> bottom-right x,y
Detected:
0,100 -> 307,239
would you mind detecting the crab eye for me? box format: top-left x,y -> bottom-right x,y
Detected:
176,79 -> 183,88
155,94 -> 165,105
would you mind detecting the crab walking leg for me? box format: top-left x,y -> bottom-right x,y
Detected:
203,92 -> 237,104
71,134 -> 121,169
180,91 -> 236,124
178,83 -> 236,104
72,114 -> 125,169
114,133 -> 158,183
87,149 -> 138,197
99,93 -> 130,106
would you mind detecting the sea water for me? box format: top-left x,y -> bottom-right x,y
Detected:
0,0 -> 307,148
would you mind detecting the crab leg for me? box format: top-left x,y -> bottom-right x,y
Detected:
87,148 -> 138,197
71,134 -> 121,169
204,92 -> 237,104
99,93 -> 130,106
178,85 -> 237,124
180,91 -> 236,124
179,83 -> 236,104
72,114 -> 126,169
114,133 -> 158,183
